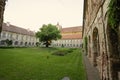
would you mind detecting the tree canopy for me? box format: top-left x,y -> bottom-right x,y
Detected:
36,24 -> 61,47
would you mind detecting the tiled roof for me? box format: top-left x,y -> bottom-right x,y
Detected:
61,26 -> 82,33
62,33 -> 82,39
2,23 -> 35,36
61,26 -> 82,39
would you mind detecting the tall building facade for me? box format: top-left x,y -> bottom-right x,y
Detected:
0,23 -> 38,46
83,0 -> 120,80
52,23 -> 82,48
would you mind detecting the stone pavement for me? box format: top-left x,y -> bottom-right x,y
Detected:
83,54 -> 100,80
61,77 -> 70,80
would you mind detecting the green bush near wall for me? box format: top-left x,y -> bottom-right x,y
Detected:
83,36 -> 88,55
108,0 -> 120,31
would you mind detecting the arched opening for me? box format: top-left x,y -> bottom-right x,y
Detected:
92,27 -> 100,66
32,42 -> 34,45
14,41 -> 18,45
0,40 -> 6,45
29,42 -> 31,46
25,42 -> 27,46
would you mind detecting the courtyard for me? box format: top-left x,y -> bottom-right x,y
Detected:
0,47 -> 86,80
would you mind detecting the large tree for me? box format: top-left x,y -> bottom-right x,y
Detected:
0,0 -> 6,34
36,24 -> 61,47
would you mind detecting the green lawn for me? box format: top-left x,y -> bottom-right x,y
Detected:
0,47 -> 86,80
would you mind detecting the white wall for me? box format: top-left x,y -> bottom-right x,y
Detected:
0,31 -> 38,46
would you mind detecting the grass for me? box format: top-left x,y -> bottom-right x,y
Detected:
0,47 -> 86,80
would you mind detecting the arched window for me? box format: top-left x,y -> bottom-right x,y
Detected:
14,41 -> 18,45
92,27 -> 100,66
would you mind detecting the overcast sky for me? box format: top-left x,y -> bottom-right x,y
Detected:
4,0 -> 84,31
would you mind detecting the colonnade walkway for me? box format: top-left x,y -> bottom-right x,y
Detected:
83,54 -> 100,80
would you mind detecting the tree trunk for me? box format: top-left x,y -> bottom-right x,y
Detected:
46,44 -> 49,47
45,41 -> 49,47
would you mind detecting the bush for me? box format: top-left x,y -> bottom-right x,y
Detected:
52,48 -> 76,56
5,39 -> 13,46
0,46 -> 14,49
0,46 -> 27,49
52,50 -> 67,56
36,42 -> 39,47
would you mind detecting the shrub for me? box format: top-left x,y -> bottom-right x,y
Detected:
0,46 -> 14,49
5,39 -> 13,46
36,42 -> 40,47
52,50 -> 67,56
52,48 -> 76,56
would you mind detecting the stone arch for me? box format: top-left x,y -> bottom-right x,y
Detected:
92,27 -> 100,66
14,41 -> 18,45
29,42 -> 31,46
25,42 -> 27,46
32,42 -> 34,45
0,40 -> 6,45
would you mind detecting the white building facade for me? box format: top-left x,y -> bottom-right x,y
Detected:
0,23 -> 39,46
52,24 -> 82,48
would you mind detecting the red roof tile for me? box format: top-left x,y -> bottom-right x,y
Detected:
60,26 -> 82,39
61,26 -> 82,33
62,33 -> 82,39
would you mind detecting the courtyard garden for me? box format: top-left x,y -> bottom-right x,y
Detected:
0,47 -> 86,80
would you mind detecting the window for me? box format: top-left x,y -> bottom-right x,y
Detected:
0,40 -> 6,45
2,32 -> 6,38
29,36 -> 31,41
21,35 -> 24,40
7,33 -> 9,38
10,34 -> 13,39
16,35 -> 19,40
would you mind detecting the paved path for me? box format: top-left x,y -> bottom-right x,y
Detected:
61,77 -> 70,80
83,53 -> 100,80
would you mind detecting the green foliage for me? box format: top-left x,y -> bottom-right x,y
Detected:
61,44 -> 64,47
36,42 -> 40,47
1,39 -> 13,47
0,46 -> 14,49
52,50 -> 67,56
0,48 -> 86,80
0,46 -> 27,49
36,24 -> 61,47
52,48 -> 77,56
108,0 -> 120,30
83,36 -> 88,55
108,0 -> 120,57
5,39 -> 13,46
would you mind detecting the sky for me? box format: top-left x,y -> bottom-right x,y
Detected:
4,0 -> 84,31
